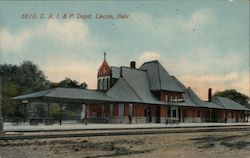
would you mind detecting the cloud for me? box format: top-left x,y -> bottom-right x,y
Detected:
183,9 -> 215,30
0,20 -> 89,53
131,8 -> 215,37
44,20 -> 89,44
163,47 -> 245,76
139,51 -> 161,64
141,48 -> 248,100
181,72 -> 239,86
180,72 -> 249,100
0,20 -> 98,88
0,28 -> 32,52
43,58 -> 98,89
1,6 -> 247,100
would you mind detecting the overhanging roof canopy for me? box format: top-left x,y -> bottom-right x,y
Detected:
12,87 -> 115,104
212,96 -> 250,111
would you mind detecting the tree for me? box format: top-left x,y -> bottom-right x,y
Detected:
18,61 -> 50,93
50,77 -> 88,89
214,89 -> 249,106
0,61 -> 50,117
49,77 -> 88,119
0,61 -> 88,119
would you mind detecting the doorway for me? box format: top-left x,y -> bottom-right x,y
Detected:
147,106 -> 152,123
156,106 -> 161,123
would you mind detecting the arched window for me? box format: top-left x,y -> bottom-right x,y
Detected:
107,78 -> 109,89
102,79 -> 105,90
98,79 -> 101,89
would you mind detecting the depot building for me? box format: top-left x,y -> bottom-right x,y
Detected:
14,56 -> 250,124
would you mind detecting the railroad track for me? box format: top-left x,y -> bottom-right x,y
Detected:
1,126 -> 250,140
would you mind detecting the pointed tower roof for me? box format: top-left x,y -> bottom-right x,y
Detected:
139,60 -> 183,92
98,52 -> 111,77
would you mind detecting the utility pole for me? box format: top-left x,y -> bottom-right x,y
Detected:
0,76 -> 3,135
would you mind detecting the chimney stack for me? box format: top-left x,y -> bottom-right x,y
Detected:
130,61 -> 136,69
208,88 -> 212,102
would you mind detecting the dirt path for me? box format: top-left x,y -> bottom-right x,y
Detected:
0,131 -> 250,158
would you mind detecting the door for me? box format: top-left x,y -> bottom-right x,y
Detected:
128,104 -> 133,123
171,107 -> 178,118
156,106 -> 161,123
236,114 -> 239,122
147,106 -> 152,123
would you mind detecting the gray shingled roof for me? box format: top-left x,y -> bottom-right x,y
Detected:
107,67 -> 165,105
171,76 -> 223,109
106,78 -> 142,103
170,76 -> 199,107
111,66 -> 120,79
13,87 -> 114,103
12,60 -> 250,112
187,88 -> 223,109
212,96 -> 250,111
139,60 -> 183,92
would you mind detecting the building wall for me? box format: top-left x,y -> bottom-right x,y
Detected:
160,105 -> 167,117
134,104 -> 145,117
88,105 -> 103,117
160,91 -> 183,102
180,107 -> 201,123
109,103 -> 156,124
85,103 -> 246,124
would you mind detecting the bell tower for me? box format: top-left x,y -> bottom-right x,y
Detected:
97,52 -> 111,90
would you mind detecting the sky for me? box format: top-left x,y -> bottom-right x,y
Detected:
0,0 -> 249,100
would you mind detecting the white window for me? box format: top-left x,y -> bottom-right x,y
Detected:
118,104 -> 124,117
165,95 -> 168,102
110,104 -> 113,116
103,79 -> 106,90
102,79 -> 105,90
98,79 -> 100,89
129,104 -> 133,116
174,96 -> 178,102
170,96 -> 173,102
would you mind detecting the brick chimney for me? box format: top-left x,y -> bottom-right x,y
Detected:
208,88 -> 212,102
130,61 -> 136,69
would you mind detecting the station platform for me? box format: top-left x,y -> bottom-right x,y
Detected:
4,122 -> 250,132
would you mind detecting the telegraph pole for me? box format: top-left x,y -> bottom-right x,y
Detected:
0,76 -> 3,134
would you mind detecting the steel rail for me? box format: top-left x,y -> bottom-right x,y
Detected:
1,126 -> 250,140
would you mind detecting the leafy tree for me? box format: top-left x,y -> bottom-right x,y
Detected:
214,89 -> 249,106
18,61 -> 50,93
49,78 -> 88,119
50,77 -> 88,89
0,61 -> 49,118
0,61 -> 88,119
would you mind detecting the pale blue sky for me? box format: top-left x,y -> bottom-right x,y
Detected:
0,0 -> 249,99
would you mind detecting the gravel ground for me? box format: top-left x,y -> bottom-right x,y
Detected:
0,131 -> 250,158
